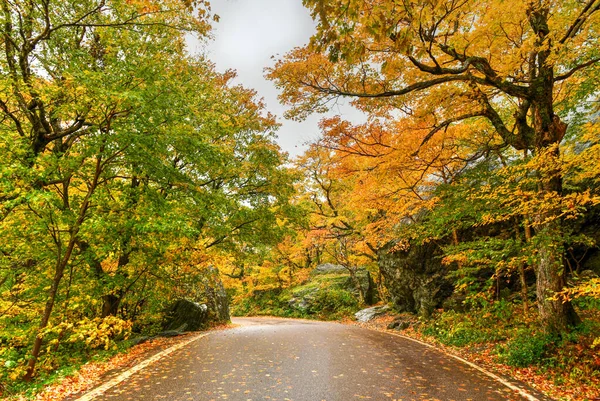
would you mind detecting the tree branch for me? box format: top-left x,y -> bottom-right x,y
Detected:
554,58 -> 600,81
559,0 -> 600,44
300,74 -> 473,98
416,111 -> 487,152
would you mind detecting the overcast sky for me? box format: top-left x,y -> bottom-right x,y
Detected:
187,0 -> 364,158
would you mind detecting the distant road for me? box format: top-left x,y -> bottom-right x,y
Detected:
90,317 -> 548,400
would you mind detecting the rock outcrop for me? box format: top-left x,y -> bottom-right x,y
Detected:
162,299 -> 209,332
355,305 -> 389,322
378,241 -> 454,317
287,264 -> 377,312
311,264 -> 377,304
202,266 -> 230,323
311,263 -> 349,275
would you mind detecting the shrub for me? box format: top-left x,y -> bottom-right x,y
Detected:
308,288 -> 358,319
497,329 -> 556,367
421,310 -> 505,347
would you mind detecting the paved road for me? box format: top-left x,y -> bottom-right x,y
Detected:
93,317 -> 544,401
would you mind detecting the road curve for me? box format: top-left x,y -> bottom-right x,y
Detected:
91,317 -> 547,401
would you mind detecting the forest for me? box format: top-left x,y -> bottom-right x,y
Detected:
0,0 -> 599,400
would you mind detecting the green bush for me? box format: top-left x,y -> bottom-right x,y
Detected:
231,289 -> 288,316
573,295 -> 600,311
421,310 -> 505,347
230,279 -> 362,321
308,288 -> 358,319
497,329 -> 556,367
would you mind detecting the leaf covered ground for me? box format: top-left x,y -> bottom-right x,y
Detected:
4,324 -> 232,401
352,310 -> 600,401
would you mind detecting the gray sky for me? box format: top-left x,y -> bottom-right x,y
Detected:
188,0 -> 364,158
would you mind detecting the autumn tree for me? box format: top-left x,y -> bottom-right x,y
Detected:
269,0 -> 600,333
295,143 -> 377,302
0,0 -> 293,381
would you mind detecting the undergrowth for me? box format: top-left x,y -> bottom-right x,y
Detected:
417,298 -> 600,395
231,286 -> 360,321
1,339 -> 128,399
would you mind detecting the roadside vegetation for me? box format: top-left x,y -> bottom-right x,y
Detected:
2,1 -> 600,401
412,301 -> 600,399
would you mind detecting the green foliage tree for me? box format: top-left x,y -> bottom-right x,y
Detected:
0,0 -> 293,383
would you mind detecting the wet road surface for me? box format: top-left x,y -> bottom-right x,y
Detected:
92,317 -> 545,401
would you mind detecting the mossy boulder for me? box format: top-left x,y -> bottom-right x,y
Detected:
379,241 -> 454,317
202,266 -> 230,323
162,299 -> 209,332
286,264 -> 377,315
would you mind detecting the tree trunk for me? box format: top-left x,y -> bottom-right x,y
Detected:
25,233 -> 80,380
24,260 -> 66,381
515,218 -> 530,313
518,264 -> 529,313
101,294 -> 122,318
530,109 -> 579,333
527,3 -> 579,332
24,152 -> 103,380
533,215 -> 580,333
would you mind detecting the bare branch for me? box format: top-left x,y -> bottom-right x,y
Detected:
554,58 -> 600,82
300,74 -> 473,99
416,111 -> 487,152
0,97 -> 26,137
559,0 -> 600,44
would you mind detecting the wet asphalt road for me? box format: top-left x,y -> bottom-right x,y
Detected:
93,317 -> 543,401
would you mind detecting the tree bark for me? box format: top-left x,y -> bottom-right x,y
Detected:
533,218 -> 580,333
101,294 -> 122,318
516,217 -> 531,313
529,122 -> 580,333
530,102 -> 579,333
24,259 -> 67,381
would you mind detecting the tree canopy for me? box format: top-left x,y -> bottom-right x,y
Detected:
268,0 -> 600,333
0,0 -> 293,381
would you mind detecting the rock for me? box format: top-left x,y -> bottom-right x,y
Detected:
441,293 -> 467,312
127,336 -> 151,346
286,264 -> 378,313
202,266 -> 231,323
569,204 -> 600,275
378,241 -> 454,317
126,324 -> 187,346
312,264 -> 377,305
568,269 -> 599,286
158,323 -> 188,337
354,305 -> 389,322
162,299 -> 209,332
311,263 -> 349,275
354,268 -> 377,305
583,252 -> 600,275
577,270 -> 598,279
158,330 -> 184,338
288,295 -> 313,311
387,319 -> 411,330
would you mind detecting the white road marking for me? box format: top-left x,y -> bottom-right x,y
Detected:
383,330 -> 540,401
74,333 -> 210,401
73,318 -> 542,401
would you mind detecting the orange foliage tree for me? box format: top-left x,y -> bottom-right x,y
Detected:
268,0 -> 600,333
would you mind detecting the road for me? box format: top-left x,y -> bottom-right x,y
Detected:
91,317 -> 545,401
